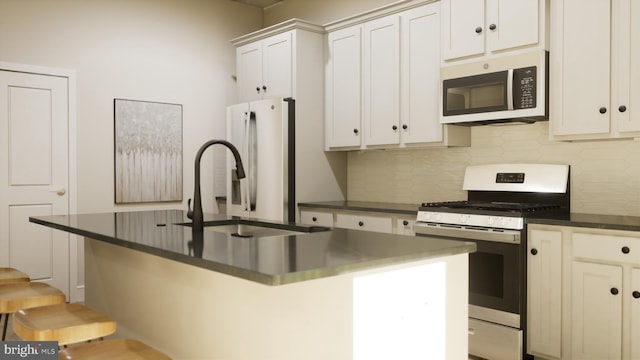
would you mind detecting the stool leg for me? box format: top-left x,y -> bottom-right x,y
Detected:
1,313 -> 8,341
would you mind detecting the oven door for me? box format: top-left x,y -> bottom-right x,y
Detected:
413,224 -> 522,326
470,237 -> 520,317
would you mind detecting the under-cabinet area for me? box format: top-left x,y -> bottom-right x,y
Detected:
527,224 -> 640,360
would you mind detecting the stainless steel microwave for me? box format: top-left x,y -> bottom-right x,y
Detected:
440,50 -> 548,125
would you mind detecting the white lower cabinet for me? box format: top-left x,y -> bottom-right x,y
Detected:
632,268 -> 640,359
396,217 -> 415,236
527,224 -> 640,360
299,210 -> 334,228
527,228 -> 562,359
570,261 -> 622,359
299,207 -> 416,236
335,212 -> 393,233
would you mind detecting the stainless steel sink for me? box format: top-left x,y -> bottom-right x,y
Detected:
204,224 -> 303,238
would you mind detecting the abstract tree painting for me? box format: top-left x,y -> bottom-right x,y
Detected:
114,99 -> 182,203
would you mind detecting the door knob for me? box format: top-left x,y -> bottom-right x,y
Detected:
49,188 -> 66,196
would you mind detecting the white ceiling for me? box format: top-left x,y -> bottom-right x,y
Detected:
232,0 -> 282,8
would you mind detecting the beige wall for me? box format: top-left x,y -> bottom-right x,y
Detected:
348,123 -> 640,216
0,0 -> 262,214
264,0 -> 398,26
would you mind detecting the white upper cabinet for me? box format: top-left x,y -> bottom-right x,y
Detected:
325,26 -> 362,148
442,0 -> 544,62
363,15 -> 400,146
550,0 -> 640,140
324,0 -> 470,151
236,31 -> 292,102
400,5 -> 449,145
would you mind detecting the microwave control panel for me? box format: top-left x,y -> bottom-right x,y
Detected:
513,66 -> 537,109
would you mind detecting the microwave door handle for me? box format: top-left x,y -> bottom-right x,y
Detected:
507,68 -> 514,110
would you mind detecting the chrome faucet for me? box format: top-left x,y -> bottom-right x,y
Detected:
187,139 -> 246,233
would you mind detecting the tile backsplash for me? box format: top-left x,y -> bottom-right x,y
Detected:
347,122 -> 640,216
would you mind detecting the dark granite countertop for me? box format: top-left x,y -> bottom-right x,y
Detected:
30,210 -> 475,286
527,213 -> 640,232
301,201 -> 640,233
298,201 -> 419,215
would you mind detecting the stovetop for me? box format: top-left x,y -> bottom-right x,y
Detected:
420,201 -> 563,215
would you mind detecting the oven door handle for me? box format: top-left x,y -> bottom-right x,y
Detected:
414,223 -> 521,244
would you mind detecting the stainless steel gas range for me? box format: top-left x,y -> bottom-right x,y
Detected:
414,164 -> 570,360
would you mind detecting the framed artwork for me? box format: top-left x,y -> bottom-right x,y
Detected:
114,99 -> 183,203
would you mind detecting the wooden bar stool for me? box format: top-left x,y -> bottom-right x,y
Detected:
57,338 -> 171,359
0,282 -> 66,340
0,268 -> 30,285
13,303 -> 116,346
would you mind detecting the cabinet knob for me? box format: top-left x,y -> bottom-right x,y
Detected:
489,24 -> 497,31
256,87 -> 261,93
403,220 -> 409,226
353,128 -> 359,135
312,217 -> 318,222
622,246 -> 630,254
599,107 -> 607,114
392,125 -> 398,131
358,221 -> 364,227
530,248 -> 538,255
619,105 -> 627,113
633,291 -> 640,299
475,26 -> 483,34
262,85 -> 267,91
402,124 -> 408,130
611,287 -> 619,295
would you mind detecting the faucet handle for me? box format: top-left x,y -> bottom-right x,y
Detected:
187,198 -> 194,219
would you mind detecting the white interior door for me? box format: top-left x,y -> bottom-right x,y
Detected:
0,70 -> 70,298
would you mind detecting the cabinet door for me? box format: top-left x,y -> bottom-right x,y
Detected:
262,31 -> 293,100
613,0 -> 640,133
441,0 -> 485,60
486,0 -> 539,52
551,0 -> 611,136
571,261 -> 622,360
237,41 -> 263,102
527,229 -> 562,359
632,268 -> 640,359
400,4 -> 443,144
325,26 -> 362,148
363,15 -> 400,146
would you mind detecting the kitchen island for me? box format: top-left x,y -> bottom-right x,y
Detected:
30,210 -> 475,360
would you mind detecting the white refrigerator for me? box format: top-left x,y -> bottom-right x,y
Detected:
226,98 -> 295,222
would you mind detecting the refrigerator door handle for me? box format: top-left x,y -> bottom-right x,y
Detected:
247,111 -> 257,211
241,112 -> 251,213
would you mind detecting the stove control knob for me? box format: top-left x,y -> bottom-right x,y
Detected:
435,214 -> 442,222
488,217 -> 495,225
460,215 -> 469,223
424,213 -> 432,221
500,218 -> 508,226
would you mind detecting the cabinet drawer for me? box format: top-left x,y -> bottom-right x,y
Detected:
573,233 -> 640,264
300,210 -> 334,227
396,218 -> 415,235
335,213 -> 393,233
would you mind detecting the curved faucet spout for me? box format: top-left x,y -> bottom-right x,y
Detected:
188,139 -> 245,233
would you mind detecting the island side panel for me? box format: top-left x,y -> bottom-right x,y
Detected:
84,238 -> 354,359
85,238 -> 469,359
